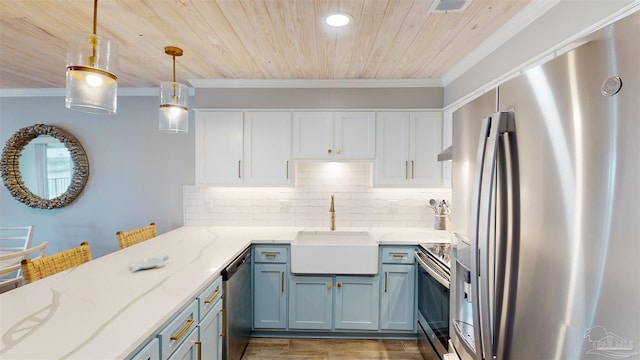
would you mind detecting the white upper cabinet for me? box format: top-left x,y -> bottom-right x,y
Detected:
374,111 -> 442,187
196,111 -> 244,185
196,110 -> 292,185
292,111 -> 375,160
244,112 -> 292,185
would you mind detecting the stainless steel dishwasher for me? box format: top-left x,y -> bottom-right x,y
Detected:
221,247 -> 252,360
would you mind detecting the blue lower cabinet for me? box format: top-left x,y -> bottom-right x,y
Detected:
288,275 -> 333,330
130,338 -> 160,360
380,264 -> 416,331
166,328 -> 199,360
199,299 -> 223,360
335,275 -> 379,330
159,300 -> 199,360
254,263 -> 287,329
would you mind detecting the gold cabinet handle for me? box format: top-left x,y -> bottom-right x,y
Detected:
281,272 -> 285,293
391,253 -> 405,259
337,282 -> 342,288
327,284 -> 332,290
411,160 -> 415,179
264,252 -> 277,258
170,318 -> 195,341
195,340 -> 202,360
384,272 -> 388,293
205,288 -> 221,304
327,149 -> 332,154
220,308 -> 226,337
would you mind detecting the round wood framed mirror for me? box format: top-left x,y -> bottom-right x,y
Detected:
1,124 -> 89,209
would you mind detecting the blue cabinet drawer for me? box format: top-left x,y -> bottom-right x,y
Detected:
130,337 -> 160,360
253,245 -> 289,263
381,246 -> 415,264
158,300 -> 199,360
197,276 -> 223,321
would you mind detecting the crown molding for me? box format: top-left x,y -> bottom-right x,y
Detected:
188,78 -> 443,88
0,87 -> 197,98
441,0 -> 560,86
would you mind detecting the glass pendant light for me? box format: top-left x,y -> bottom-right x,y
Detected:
65,0 -> 118,115
159,46 -> 189,133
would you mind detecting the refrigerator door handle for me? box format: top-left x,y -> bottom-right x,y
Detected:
494,113 -> 519,359
470,116 -> 492,360
473,112 -> 514,360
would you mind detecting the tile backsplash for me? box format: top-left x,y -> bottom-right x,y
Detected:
184,162 -> 451,228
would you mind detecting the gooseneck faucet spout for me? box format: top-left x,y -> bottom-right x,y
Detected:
330,193 -> 336,231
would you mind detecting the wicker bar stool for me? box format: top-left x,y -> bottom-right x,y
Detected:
21,242 -> 92,284
116,222 -> 157,249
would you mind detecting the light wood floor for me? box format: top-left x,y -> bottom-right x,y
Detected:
241,337 -> 423,360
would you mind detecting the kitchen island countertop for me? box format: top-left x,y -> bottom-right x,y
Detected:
0,226 -> 449,359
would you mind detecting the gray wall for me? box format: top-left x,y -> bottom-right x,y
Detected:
444,0 -> 636,106
195,87 -> 443,109
0,96 -> 194,258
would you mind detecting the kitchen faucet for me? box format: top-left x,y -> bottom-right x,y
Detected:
330,193 -> 336,231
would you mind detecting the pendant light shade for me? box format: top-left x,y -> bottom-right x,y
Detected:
159,46 -> 189,134
65,0 -> 118,115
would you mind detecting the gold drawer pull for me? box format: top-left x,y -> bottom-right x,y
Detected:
220,308 -> 226,337
264,253 -> 278,258
327,284 -> 332,290
391,253 -> 406,258
205,288 -> 221,304
170,318 -> 194,341
195,340 -> 202,360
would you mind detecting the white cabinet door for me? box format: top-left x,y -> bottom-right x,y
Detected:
374,111 -> 442,187
195,111 -> 244,184
244,111 -> 292,185
196,111 -> 292,185
293,111 -> 375,160
292,112 -> 333,159
333,112 -> 376,159
375,112 -> 411,185
409,112 -> 442,187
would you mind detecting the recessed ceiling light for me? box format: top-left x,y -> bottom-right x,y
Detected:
324,13 -> 352,27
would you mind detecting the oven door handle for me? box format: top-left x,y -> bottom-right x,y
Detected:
415,251 -> 450,289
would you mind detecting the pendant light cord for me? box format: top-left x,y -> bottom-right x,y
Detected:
93,0 -> 98,35
172,55 -> 177,83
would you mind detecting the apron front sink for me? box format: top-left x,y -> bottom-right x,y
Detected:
291,231 -> 378,275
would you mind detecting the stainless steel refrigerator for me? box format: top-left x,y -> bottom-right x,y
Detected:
450,11 -> 639,360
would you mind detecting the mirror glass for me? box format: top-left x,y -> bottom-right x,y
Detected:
1,124 -> 89,209
19,136 -> 72,200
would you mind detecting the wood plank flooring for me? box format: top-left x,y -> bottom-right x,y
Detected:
242,338 -> 423,359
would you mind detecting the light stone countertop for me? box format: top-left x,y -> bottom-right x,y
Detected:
0,226 -> 449,359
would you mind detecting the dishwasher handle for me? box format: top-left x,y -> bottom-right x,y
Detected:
221,247 -> 251,280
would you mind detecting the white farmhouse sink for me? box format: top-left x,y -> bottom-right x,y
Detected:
290,231 -> 378,275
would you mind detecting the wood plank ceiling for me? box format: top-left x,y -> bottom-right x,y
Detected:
0,0 -> 531,89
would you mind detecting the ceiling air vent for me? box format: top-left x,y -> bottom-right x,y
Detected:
428,0 -> 472,13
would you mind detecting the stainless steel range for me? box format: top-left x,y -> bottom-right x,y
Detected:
415,243 -> 451,360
